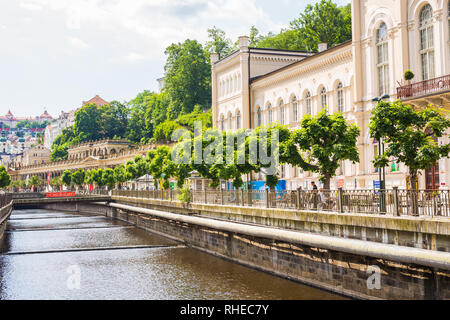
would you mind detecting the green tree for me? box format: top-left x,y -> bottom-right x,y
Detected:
287,110 -> 360,189
163,39 -> 211,117
290,0 -> 352,51
100,101 -> 129,139
369,101 -> 450,193
50,176 -> 62,188
113,164 -> 128,188
206,26 -> 234,59
125,161 -> 139,181
29,176 -> 42,189
93,169 -> 106,188
0,165 -> 11,189
72,169 -> 86,189
74,103 -> 102,141
102,168 -> 116,189
61,170 -> 73,188
257,29 -> 306,51
249,25 -> 264,47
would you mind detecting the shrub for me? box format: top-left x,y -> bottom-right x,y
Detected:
404,69 -> 415,81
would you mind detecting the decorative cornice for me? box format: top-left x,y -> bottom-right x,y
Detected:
250,45 -> 352,89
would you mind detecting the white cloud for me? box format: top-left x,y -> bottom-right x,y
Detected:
67,36 -> 89,50
19,0 -> 46,11
17,0 -> 279,45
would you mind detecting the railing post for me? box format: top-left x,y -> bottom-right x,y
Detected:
170,188 -> 173,201
220,188 -> 224,205
204,188 -> 207,204
241,189 -> 245,206
338,188 -> 344,213
393,187 -> 400,217
296,190 -> 301,210
265,189 -> 269,208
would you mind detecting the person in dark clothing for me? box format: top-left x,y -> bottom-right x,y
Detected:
311,181 -> 318,209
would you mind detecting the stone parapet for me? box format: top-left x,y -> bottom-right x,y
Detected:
111,195 -> 450,252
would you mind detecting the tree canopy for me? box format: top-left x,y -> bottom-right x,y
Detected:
369,100 -> 450,191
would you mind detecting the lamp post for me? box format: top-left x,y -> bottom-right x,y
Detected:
372,94 -> 390,213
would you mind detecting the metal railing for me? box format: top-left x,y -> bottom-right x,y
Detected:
397,74 -> 450,100
104,188 -> 450,217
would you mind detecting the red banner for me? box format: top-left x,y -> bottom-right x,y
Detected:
46,192 -> 76,198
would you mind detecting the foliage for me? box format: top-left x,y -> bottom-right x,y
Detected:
153,106 -> 212,143
163,39 -> 211,117
102,168 -> 116,189
254,0 -> 351,52
287,110 -> 360,189
29,176 -> 42,187
369,100 -> 450,191
404,69 -> 415,81
205,26 -> 235,59
177,184 -> 191,204
0,165 -> 11,189
61,170 -> 72,187
72,169 -> 86,188
113,164 -> 127,186
50,176 -> 62,188
16,120 -> 50,130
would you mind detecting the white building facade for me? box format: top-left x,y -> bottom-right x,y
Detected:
212,0 -> 450,190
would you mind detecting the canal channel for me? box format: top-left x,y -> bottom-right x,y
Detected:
0,209 -> 344,300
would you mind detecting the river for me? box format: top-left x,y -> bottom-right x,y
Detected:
0,209 -> 344,300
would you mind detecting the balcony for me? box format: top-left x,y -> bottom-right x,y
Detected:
397,74 -> 450,101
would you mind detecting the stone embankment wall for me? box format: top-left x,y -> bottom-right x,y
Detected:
0,201 -> 13,242
112,196 -> 450,252
38,200 -> 450,300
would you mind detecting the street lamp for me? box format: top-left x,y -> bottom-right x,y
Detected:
372,94 -> 390,213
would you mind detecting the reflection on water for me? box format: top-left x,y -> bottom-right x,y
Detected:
0,209 -> 345,300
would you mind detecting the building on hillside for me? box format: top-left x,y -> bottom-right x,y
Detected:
212,0 -> 450,191
44,95 -> 108,149
82,95 -> 109,107
0,110 -> 53,128
22,145 -> 50,166
43,110 -> 76,149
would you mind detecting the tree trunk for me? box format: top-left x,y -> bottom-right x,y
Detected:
410,169 -> 419,216
323,174 -> 331,190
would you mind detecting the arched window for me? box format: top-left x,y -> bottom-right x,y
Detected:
419,4 -> 435,80
257,107 -> 262,127
267,104 -> 273,124
377,22 -> 389,95
236,110 -> 241,129
320,87 -> 327,109
278,100 -> 285,125
337,82 -> 344,113
291,96 -> 298,122
305,92 -> 312,115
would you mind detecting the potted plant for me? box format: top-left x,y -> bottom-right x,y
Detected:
404,69 -> 415,83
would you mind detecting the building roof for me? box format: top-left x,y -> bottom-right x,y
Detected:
40,110 -> 53,119
82,95 -> 109,107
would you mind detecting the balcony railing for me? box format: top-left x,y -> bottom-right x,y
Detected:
397,74 -> 450,100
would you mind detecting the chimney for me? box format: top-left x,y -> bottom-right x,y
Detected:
238,36 -> 250,51
318,43 -> 328,53
210,52 -> 219,64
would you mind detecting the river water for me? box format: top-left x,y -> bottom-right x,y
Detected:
0,209 -> 343,300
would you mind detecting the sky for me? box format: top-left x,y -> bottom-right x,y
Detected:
0,0 -> 350,118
